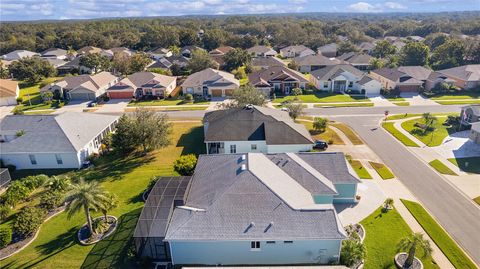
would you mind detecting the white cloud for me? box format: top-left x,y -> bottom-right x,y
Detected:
289,0 -> 308,3
348,2 -> 381,12
384,2 -> 407,9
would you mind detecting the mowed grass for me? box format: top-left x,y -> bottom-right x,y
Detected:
330,122 -> 363,145
297,120 -> 345,145
361,207 -> 439,269
1,122 -> 204,269
273,92 -> 369,103
393,101 -> 410,106
128,98 -> 209,107
382,122 -> 420,147
349,160 -> 373,179
428,159 -> 458,176
447,157 -> 480,174
401,117 -> 456,147
369,161 -> 395,179
435,100 -> 480,105
313,102 -> 373,107
429,92 -> 480,100
401,199 -> 477,269
386,113 -> 422,121
16,77 -> 63,112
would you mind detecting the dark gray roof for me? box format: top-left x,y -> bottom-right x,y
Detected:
251,57 -> 286,68
310,64 -> 365,81
164,154 -> 347,241
372,66 -> 431,83
203,106 -> 313,144
298,152 -> 361,184
294,54 -> 338,66
0,112 -> 118,153
248,66 -> 309,86
338,53 -> 373,65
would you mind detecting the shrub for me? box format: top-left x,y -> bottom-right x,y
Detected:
22,174 -> 49,191
92,218 -> 109,234
174,154 -> 198,176
40,191 -> 64,211
340,238 -> 366,267
16,97 -> 23,104
0,204 -> 11,221
46,176 -> 71,192
13,206 -> 47,237
184,93 -> 193,102
313,117 -> 328,133
12,107 -> 24,115
3,181 -> 30,207
15,130 -> 25,137
0,227 -> 12,248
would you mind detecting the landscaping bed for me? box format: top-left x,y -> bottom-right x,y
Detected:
395,253 -> 423,269
401,199 -> 477,269
382,122 -> 420,147
78,216 -> 117,245
369,162 -> 395,179
428,159 -> 458,176
360,207 -> 438,269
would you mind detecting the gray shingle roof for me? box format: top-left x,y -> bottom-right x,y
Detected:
251,57 -> 285,68
294,54 -> 338,66
310,64 -> 365,81
438,65 -> 480,81
298,152 -> 361,184
203,106 -> 313,144
164,153 -> 348,241
248,66 -> 309,87
0,112 -> 118,153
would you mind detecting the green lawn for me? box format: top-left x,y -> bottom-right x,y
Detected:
428,159 -> 458,176
474,196 -> 480,206
128,98 -> 209,107
1,122 -> 205,269
273,92 -> 370,103
298,121 -> 345,145
393,101 -> 410,106
330,122 -> 364,145
382,122 -> 420,147
386,113 -> 422,121
369,161 -> 395,179
23,110 -> 55,115
313,102 -> 374,107
15,77 -> 63,112
435,100 -> 480,105
361,207 -> 439,269
401,117 -> 457,147
428,92 -> 480,100
349,160 -> 373,179
401,199 -> 477,269
447,157 -> 480,174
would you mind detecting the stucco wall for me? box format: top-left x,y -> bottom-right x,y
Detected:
169,240 -> 342,265
0,152 -> 81,169
222,141 -> 268,154
333,183 -> 357,203
267,144 -> 313,153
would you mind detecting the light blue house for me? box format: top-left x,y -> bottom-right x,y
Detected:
134,152 -> 360,265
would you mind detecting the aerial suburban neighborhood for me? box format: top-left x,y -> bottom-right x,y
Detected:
0,2 -> 479,269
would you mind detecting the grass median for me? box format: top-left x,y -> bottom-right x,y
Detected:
313,102 -> 374,108
401,199 -> 477,269
428,159 -> 458,176
330,122 -> 364,145
349,160 -> 373,179
369,161 -> 395,179
435,100 -> 480,105
382,122 -> 420,147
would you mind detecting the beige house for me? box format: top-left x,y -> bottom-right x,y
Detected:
107,72 -> 176,99
0,79 -> 19,106
181,68 -> 239,98
41,72 -> 119,101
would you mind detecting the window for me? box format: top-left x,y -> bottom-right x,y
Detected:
55,154 -> 63,165
348,81 -> 353,87
284,241 -> 293,244
29,154 -> 37,165
251,241 -> 261,250
323,81 -> 328,88
230,145 -> 236,154
266,241 -> 276,244
251,144 -> 257,150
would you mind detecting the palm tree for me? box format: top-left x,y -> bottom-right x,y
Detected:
47,176 -> 71,192
99,193 -> 118,224
421,113 -> 437,134
340,238 -> 366,267
384,198 -> 394,210
397,233 -> 432,268
64,179 -> 108,237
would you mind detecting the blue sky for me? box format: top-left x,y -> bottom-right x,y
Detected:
1,0 -> 479,21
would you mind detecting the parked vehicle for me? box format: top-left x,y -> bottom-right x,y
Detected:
313,140 -> 328,150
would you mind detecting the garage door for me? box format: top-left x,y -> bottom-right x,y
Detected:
224,89 -> 234,96
211,89 -> 223,97
69,92 -> 96,100
109,91 -> 133,99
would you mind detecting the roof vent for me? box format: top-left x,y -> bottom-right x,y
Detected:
244,222 -> 255,233
245,104 -> 253,110
264,222 -> 274,232
241,164 -> 246,171
241,154 -> 246,161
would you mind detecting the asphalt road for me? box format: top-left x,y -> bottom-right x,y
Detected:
331,114 -> 480,265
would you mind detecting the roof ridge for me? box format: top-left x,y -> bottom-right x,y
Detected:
285,153 -> 338,193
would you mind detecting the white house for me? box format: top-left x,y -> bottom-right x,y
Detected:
280,45 -> 315,58
310,64 -> 381,95
40,71 -> 119,100
0,79 -> 19,106
181,68 -> 239,98
134,151 -> 360,264
203,105 -> 314,154
1,50 -> 39,61
247,45 -> 278,57
0,112 -> 118,169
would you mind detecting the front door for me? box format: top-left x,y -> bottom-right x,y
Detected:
203,87 -> 209,97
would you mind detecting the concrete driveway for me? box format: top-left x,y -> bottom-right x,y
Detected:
434,130 -> 480,159
95,99 -> 130,114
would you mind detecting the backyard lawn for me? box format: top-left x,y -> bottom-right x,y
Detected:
447,157 -> 480,174
15,77 -> 64,113
369,161 -> 395,179
401,199 -> 477,269
1,122 -> 204,269
401,117 -> 457,147
382,122 -> 420,147
297,120 -> 345,145
330,122 -> 363,145
428,159 -> 458,176
272,92 -> 370,103
361,207 -> 439,269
